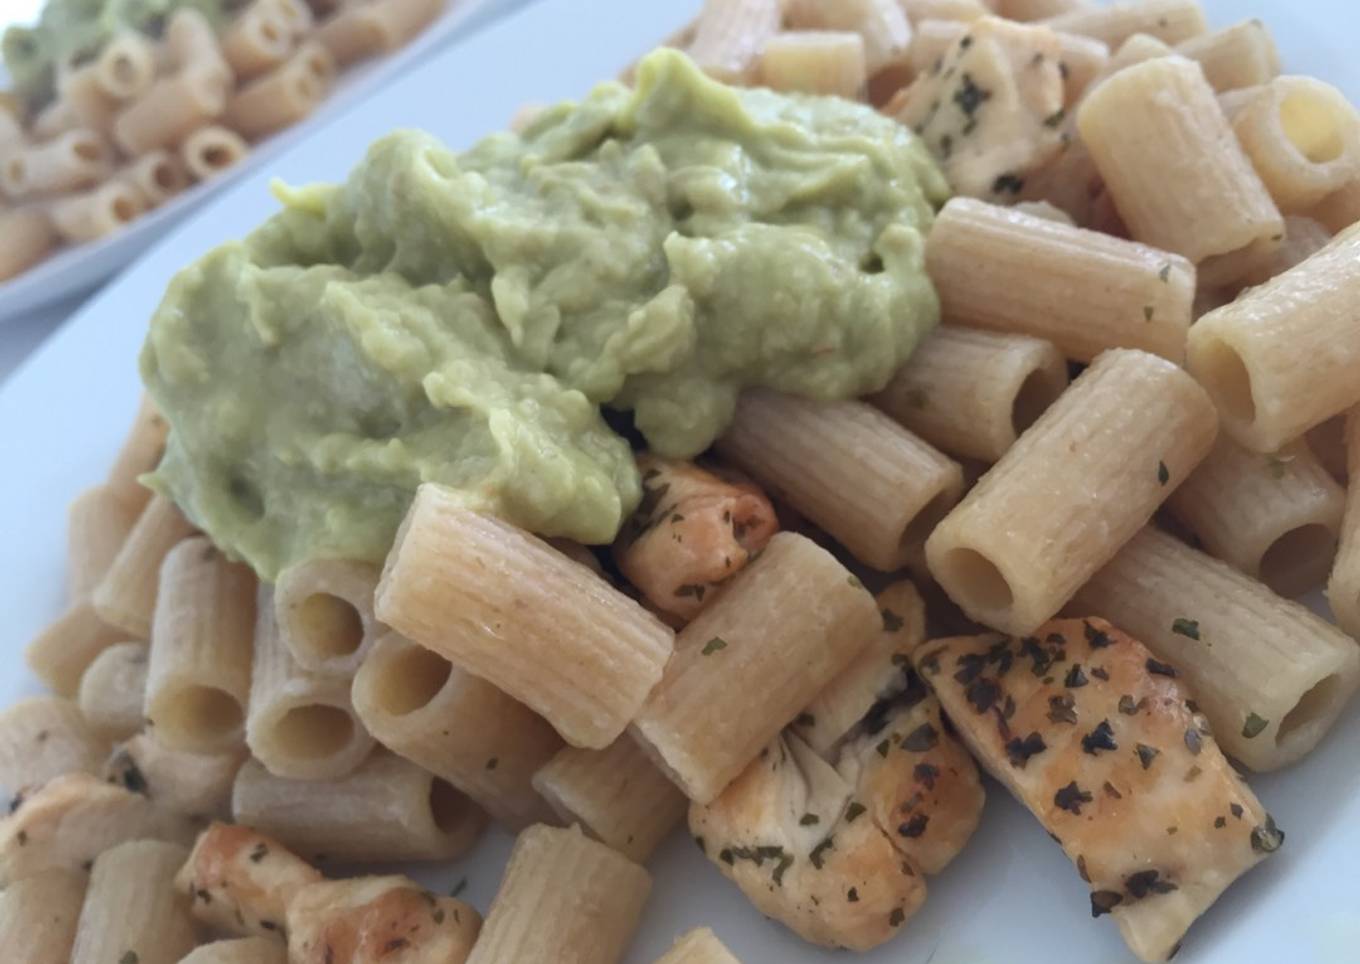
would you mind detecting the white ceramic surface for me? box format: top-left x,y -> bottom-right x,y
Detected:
0,0 -> 533,324
1,2 -> 1357,962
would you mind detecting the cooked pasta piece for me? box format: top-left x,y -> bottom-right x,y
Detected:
1086,32 -> 1172,90
466,823 -> 651,964
1231,76 -> 1360,213
2,128 -> 111,198
0,696 -> 105,792
1187,223 -> 1360,452
684,0 -> 782,83
224,42 -> 334,140
180,125 -> 251,181
50,180 -> 145,242
926,349 -> 1217,635
632,533 -> 880,804
67,485 -> 140,601
758,31 -> 867,99
145,537 -> 255,754
113,67 -> 231,156
264,0 -> 316,38
106,394 -> 168,511
1328,412 -> 1360,639
1041,0 -> 1206,47
26,604 -> 128,697
0,206 -> 58,281
0,773 -> 197,885
717,394 -> 962,571
1307,412 -> 1351,485
222,2 -> 295,80
30,98 -> 80,139
1236,214 -> 1332,286
95,31 -> 157,100
315,3 -> 385,66
274,558 -> 380,676
1175,19 -> 1279,92
1167,437 -> 1345,596
898,0 -> 989,22
167,8 -> 235,87
247,587 -> 374,779
916,618 -> 1280,963
0,103 -> 23,148
105,733 -> 244,819
375,487 -> 674,750
1072,527 -> 1360,772
116,150 -> 191,208
176,822 -> 321,938
71,840 -> 196,964
1306,176 -> 1360,233
873,326 -> 1067,462
783,0 -> 911,75
888,17 -> 1065,199
233,752 -> 486,863
287,875 -> 481,964
925,198 -> 1195,363
654,929 -> 741,964
612,456 -> 778,620
0,868 -> 87,963
61,63 -> 120,132
77,642 -> 148,742
351,631 -> 561,828
181,938 -> 289,964
997,0 -> 1088,20
532,736 -> 687,863
1078,56 -> 1283,273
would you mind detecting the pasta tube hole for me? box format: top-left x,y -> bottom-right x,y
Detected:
110,194 -> 139,223
1012,369 -> 1063,438
429,778 -> 473,834
296,592 -> 365,659
1194,339 -> 1256,424
1259,523 -> 1337,597
1279,88 -> 1346,164
374,644 -> 451,715
275,704 -> 355,757
255,16 -> 290,53
937,547 -> 1014,612
151,159 -> 182,191
201,144 -> 234,170
159,685 -> 244,740
1277,673 -> 1344,744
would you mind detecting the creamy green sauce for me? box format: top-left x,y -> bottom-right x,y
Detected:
141,50 -> 948,579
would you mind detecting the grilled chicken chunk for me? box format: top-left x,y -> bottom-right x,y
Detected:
915,618 -> 1281,962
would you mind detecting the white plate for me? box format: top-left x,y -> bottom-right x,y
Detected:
0,0 -> 531,324
1,2 -> 1357,962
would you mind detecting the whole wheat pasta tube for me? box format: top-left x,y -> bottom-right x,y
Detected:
0,206 -> 57,281
1237,214 -> 1332,286
872,326 -> 1068,463
113,67 -> 231,156
145,537 -> 256,754
117,149 -> 191,207
532,736 -> 688,863
1,127 -> 111,198
179,125 -> 250,181
0,868 -> 87,962
0,697 -> 105,792
926,349 -> 1218,635
1080,56 -> 1283,273
374,486 -> 674,750
0,104 -> 22,148
467,823 -> 651,964
351,631 -> 561,828
1041,0 -> 1206,47
784,0 -> 911,75
1231,76 -> 1360,213
758,31 -> 867,99
107,394 -> 168,512
925,198 -> 1195,363
1308,412 -> 1350,485
263,0 -> 315,38
95,31 -> 156,100
1085,32 -> 1172,91
50,180 -> 145,243
78,642 -> 149,742
31,98 -> 80,139
70,840 -> 196,964
685,0 -> 782,83
631,533 -> 880,804
247,587 -> 375,779
93,494 -> 195,640
898,0 -> 989,22
61,63 -> 120,132
26,604 -> 128,697
997,0 -> 1088,20
1072,527 -> 1360,771
232,752 -> 486,863
1328,412 -> 1360,639
716,393 -> 963,571
222,3 -> 295,80
223,43 -> 333,140
181,938 -> 289,964
1167,436 -> 1346,597
274,558 -> 380,676
106,733 -> 244,819
1187,222 -> 1360,452
68,485 -> 141,601
1175,19 -> 1279,93
655,928 -> 741,964
1306,177 -> 1360,233
167,8 -> 235,87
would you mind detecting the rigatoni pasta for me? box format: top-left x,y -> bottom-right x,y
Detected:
997,0 -> 1088,20
179,125 -> 250,181
1176,19 -> 1280,92
94,31 -> 157,100
274,557 -> 380,676
224,43 -> 334,140
2,127 -> 111,197
50,180 -> 144,242
1308,412 -> 1351,485
92,493 -> 195,639
1328,411 -> 1360,639
1041,0 -> 1207,47
77,641 -> 148,742
166,8 -> 235,86
783,0 -> 911,75
0,868 -> 87,963
25,603 -> 128,697
67,484 -> 140,601
0,696 -> 105,792
116,148 -> 190,207
758,31 -> 867,99
112,67 -> 231,156
70,840 -> 196,964
1073,526 -> 1360,771
925,348 -> 1218,635
221,2 -> 295,81
106,393 -> 168,512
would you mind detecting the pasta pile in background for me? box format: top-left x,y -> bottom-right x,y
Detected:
0,0 -> 448,284
4,0 -> 1360,962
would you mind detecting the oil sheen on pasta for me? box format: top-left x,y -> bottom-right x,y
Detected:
140,50 -> 948,579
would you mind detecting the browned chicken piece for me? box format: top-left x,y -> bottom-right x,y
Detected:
175,822 -> 321,939
0,771 -> 198,884
915,618 -> 1281,963
287,875 -> 481,964
691,615 -> 985,952
614,456 -> 779,621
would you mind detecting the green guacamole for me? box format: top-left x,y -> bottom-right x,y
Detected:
141,50 -> 948,579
